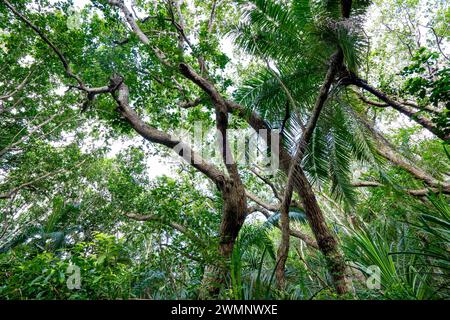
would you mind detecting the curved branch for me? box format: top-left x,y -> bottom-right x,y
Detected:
108,0 -> 171,67
350,76 -> 448,141
350,109 -> 450,192
275,49 -> 344,287
352,180 -> 448,196
4,0 -> 85,89
245,191 -> 279,212
179,63 -> 241,181
355,90 -> 440,115
109,75 -> 226,187
179,97 -> 204,109
0,112 -> 61,158
250,168 -> 281,201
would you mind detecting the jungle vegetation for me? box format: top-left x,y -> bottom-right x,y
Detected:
0,0 -> 449,300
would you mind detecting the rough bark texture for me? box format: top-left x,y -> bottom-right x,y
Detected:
113,80 -> 225,185
10,0 -> 354,297
219,181 -> 247,259
179,63 -> 249,297
223,9 -> 353,293
275,50 -> 343,288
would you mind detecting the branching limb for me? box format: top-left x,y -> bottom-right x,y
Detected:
349,76 -> 448,141
108,0 -> 172,67
355,89 -> 441,115
178,63 -> 240,181
4,0 -> 86,89
352,180 -> 448,196
245,191 -> 279,212
179,97 -> 204,109
274,48 -> 344,289
4,0 -> 118,99
250,168 -> 281,201
350,109 -> 450,192
109,75 -> 227,187
0,112 -> 61,158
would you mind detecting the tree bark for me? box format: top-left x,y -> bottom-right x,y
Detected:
225,49 -> 352,294
8,0 -> 352,297
178,63 -> 249,298
290,167 -> 350,294
275,50 -> 343,288
275,183 -> 292,289
106,0 -> 352,295
199,179 -> 247,298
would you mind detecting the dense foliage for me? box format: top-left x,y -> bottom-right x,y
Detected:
0,0 -> 448,300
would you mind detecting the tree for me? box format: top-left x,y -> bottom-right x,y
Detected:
0,0 -> 448,300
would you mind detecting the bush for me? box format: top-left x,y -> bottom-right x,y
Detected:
0,233 -> 137,299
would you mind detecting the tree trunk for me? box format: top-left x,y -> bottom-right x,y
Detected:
275,192 -> 291,288
291,166 -> 350,294
199,179 -> 247,298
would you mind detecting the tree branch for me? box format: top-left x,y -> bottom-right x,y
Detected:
245,191 -> 279,211
179,97 -> 204,109
350,108 -> 450,192
274,49 -> 344,287
355,89 -> 440,115
108,0 -> 171,67
0,159 -> 87,200
4,0 -> 116,98
352,180 -> 448,196
207,0 -> 220,34
349,76 -> 448,141
0,112 -> 61,158
4,0 -> 86,89
250,168 -> 281,201
179,63 -> 240,181
109,75 -> 227,187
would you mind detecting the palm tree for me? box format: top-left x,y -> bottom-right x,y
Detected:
230,0 -> 374,293
231,0 -> 448,294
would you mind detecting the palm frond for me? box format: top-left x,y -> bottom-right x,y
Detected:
263,208 -> 308,228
